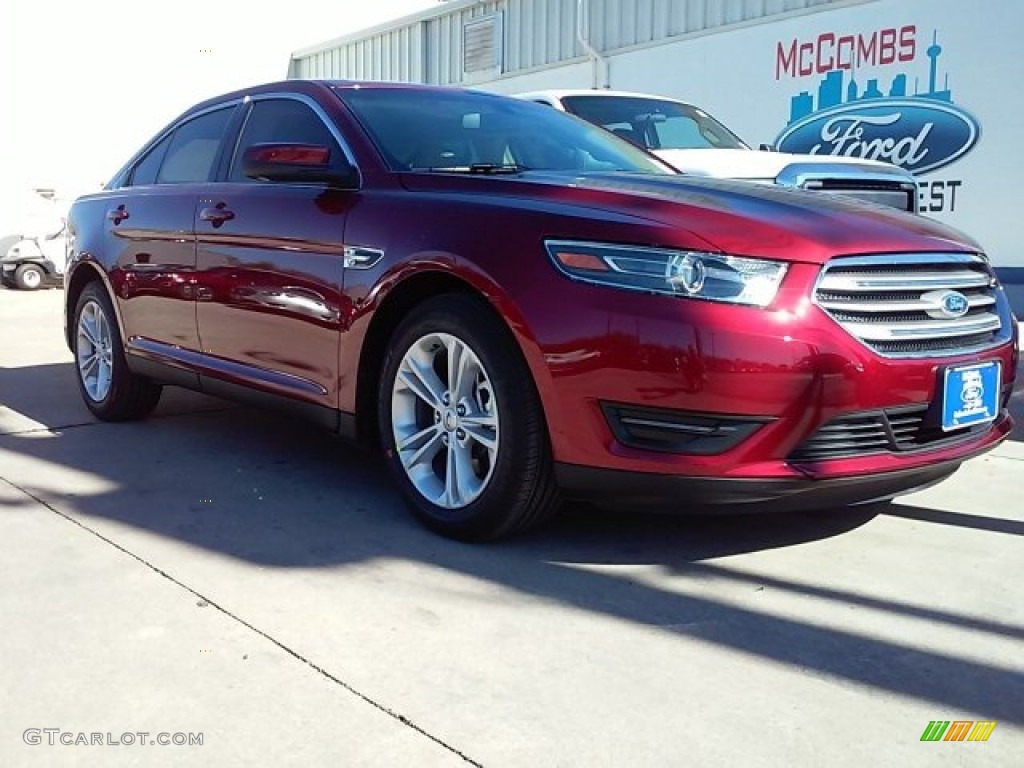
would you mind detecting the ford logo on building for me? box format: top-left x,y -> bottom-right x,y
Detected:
775,99 -> 980,175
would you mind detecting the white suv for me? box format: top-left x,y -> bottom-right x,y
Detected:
517,89 -> 919,213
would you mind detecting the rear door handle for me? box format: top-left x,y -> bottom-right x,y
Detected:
107,205 -> 129,224
199,204 -> 235,227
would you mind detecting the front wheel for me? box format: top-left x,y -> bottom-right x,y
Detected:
73,282 -> 163,421
378,294 -> 559,541
15,263 -> 45,290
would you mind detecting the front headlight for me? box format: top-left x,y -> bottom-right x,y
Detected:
545,240 -> 788,307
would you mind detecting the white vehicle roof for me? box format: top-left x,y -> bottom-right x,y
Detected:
516,89 -> 690,100
516,89 -> 703,106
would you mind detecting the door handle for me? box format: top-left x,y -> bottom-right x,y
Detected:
199,204 -> 235,227
107,205 -> 129,224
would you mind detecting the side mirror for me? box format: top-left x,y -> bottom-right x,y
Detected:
758,143 -> 777,152
242,143 -> 358,189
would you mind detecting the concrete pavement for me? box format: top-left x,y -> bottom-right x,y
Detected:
1,285 -> 1022,766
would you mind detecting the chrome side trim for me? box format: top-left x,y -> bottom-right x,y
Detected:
343,246 -> 384,269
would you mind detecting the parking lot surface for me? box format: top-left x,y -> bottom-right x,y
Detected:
1,285 -> 1022,767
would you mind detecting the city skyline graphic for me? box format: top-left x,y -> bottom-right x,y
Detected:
788,30 -> 953,124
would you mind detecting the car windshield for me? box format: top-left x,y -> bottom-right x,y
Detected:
337,87 -> 674,175
560,95 -> 748,151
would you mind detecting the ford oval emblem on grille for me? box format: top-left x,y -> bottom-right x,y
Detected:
931,290 -> 970,319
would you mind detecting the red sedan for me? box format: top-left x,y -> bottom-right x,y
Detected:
64,81 -> 1018,540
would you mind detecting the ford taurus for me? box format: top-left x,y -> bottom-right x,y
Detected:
64,81 -> 1018,540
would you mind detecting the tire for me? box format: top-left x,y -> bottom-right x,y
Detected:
73,282 -> 162,421
14,263 -> 45,290
378,294 -> 559,541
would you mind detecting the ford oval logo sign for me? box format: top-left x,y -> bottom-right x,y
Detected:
940,291 -> 970,318
775,99 -> 980,175
922,289 -> 970,319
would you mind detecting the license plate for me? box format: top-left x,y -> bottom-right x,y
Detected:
941,361 -> 1000,431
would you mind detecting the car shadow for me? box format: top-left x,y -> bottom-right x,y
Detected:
1,360 -> 1023,725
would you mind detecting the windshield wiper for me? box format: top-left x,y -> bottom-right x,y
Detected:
409,163 -> 530,174
466,163 -> 530,174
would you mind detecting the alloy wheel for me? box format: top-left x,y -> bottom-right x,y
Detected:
391,332 -> 499,508
76,299 -> 114,402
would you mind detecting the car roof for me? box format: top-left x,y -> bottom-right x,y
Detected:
191,79 -> 505,110
515,89 -> 698,106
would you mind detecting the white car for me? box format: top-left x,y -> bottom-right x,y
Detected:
0,192 -> 68,290
517,89 -> 919,213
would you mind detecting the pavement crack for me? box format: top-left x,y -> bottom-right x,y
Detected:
0,475 -> 483,767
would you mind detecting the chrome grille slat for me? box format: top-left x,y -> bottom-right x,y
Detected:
791,173 -> 917,213
818,295 -> 995,313
813,254 -> 1006,358
841,314 -> 1002,341
817,270 -> 991,292
817,423 -> 884,432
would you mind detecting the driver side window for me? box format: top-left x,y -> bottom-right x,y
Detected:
229,99 -> 343,182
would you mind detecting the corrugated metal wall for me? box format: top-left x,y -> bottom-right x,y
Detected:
289,0 -> 852,84
586,0 -> 839,51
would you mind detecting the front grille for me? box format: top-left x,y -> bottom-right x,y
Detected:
804,179 -> 916,212
790,405 -> 987,462
813,253 -> 1007,358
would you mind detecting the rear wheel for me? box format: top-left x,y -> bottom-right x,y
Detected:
378,294 -> 559,541
15,263 -> 44,290
73,283 -> 162,421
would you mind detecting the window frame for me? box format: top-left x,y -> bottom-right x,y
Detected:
154,105 -> 239,185
116,100 -> 242,189
127,132 -> 173,187
225,93 -> 361,186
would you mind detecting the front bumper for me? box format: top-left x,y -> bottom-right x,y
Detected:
530,261 -> 1017,504
555,457 -> 963,513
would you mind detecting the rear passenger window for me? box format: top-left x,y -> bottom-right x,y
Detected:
156,107 -> 234,184
130,134 -> 172,186
230,99 -> 343,182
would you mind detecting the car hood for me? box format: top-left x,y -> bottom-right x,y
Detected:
653,147 -> 903,181
399,171 -> 979,266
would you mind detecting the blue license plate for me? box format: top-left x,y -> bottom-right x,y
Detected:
941,361 -> 1000,431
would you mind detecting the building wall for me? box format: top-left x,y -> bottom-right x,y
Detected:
290,0 -> 1024,272
289,0 -> 853,85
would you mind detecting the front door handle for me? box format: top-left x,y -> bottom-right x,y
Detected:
199,203 -> 235,227
107,205 -> 129,224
